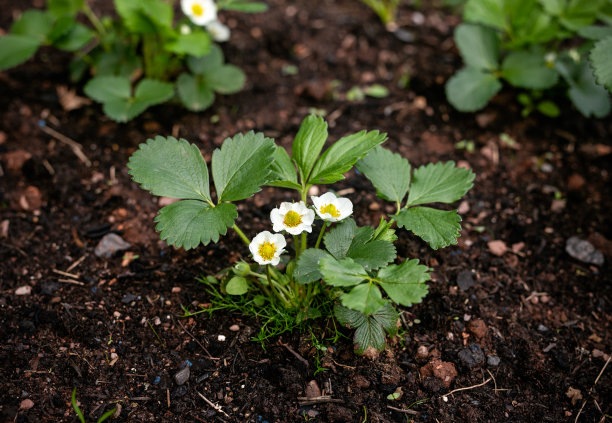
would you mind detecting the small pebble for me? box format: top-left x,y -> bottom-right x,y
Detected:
229,324 -> 240,332
15,286 -> 32,296
218,335 -> 226,342
95,233 -> 131,258
457,270 -> 475,291
565,237 -> 604,265
537,324 -> 549,332
174,366 -> 190,385
487,356 -> 501,367
19,399 -> 34,410
458,343 -> 485,369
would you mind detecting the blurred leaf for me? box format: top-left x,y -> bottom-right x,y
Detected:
454,23 -> 500,70
165,31 -> 211,57
0,35 -> 40,71
590,36 -> 612,92
48,0 -> 85,18
176,73 -> 215,111
12,10 -> 54,42
501,51 -> 559,89
206,64 -> 246,94
445,67 -> 502,112
463,0 -> 507,30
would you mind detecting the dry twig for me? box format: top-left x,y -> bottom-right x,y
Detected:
387,405 -> 418,415
197,391 -> 229,417
40,124 -> 91,167
444,377 -> 492,397
574,355 -> 611,423
175,317 -> 219,361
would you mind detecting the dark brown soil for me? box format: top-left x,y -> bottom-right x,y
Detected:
1,0 -> 611,422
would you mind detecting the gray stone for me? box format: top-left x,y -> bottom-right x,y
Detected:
565,237 -> 604,265
94,233 -> 131,258
121,293 -> 139,304
457,270 -> 475,291
174,366 -> 190,386
458,343 -> 485,369
487,356 -> 501,367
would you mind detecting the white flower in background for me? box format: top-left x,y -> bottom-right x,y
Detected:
270,201 -> 315,235
249,231 -> 286,265
180,24 -> 192,35
206,20 -> 231,42
181,0 -> 218,26
311,192 -> 353,222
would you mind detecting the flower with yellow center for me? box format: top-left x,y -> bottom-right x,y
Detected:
311,192 -> 353,222
181,0 -> 217,26
249,231 -> 286,265
270,201 -> 315,235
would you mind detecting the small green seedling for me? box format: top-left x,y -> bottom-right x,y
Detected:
358,0 -> 401,26
72,388 -> 116,423
0,0 -> 265,122
128,115 -> 474,353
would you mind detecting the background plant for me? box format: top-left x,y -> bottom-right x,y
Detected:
72,388 -> 116,423
128,115 -> 474,354
445,0 -> 612,118
0,0 -> 266,122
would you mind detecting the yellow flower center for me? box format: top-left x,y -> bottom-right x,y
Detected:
320,203 -> 340,218
258,241 -> 276,261
191,3 -> 204,16
283,211 -> 302,228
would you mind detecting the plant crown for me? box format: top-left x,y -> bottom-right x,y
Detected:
128,115 -> 475,353
0,0 -> 266,122
445,0 -> 612,118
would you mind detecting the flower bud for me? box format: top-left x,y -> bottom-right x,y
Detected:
233,261 -> 251,276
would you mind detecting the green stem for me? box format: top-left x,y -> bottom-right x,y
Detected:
267,265 -> 290,307
293,235 -> 301,258
315,220 -> 328,249
82,2 -> 106,38
233,224 -> 250,247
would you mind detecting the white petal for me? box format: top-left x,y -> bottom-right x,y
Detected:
278,202 -> 292,214
335,197 -> 353,219
270,256 -> 281,266
301,208 -> 315,225
270,208 -> 283,231
270,233 -> 287,249
207,20 -> 230,42
318,192 -> 338,204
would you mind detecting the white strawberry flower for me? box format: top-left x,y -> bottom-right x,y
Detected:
249,231 -> 286,266
311,192 -> 353,222
181,0 -> 218,26
270,201 -> 315,235
206,20 -> 231,42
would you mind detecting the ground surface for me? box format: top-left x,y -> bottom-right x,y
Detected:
1,0 -> 611,422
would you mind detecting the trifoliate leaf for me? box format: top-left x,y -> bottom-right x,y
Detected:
335,304 -> 398,353
395,207 -> 462,249
294,248 -> 333,284
319,257 -> 367,287
176,73 -> 215,112
334,304 -> 367,328
341,283 -> 386,315
155,201 -> 237,249
291,115 -> 328,183
128,136 -> 211,201
501,51 -> 558,89
371,303 -> 400,336
463,0 -> 507,30
454,23 -> 500,71
377,260 -> 430,307
212,131 -> 276,202
445,67 -> 502,112
0,35 -> 40,71
225,276 -> 248,295
406,161 -> 475,206
590,37 -> 612,92
356,146 -> 411,204
267,145 -> 302,190
308,130 -> 387,184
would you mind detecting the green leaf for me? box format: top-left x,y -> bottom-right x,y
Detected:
568,61 -> 611,117
294,248 -> 333,284
445,67 -> 503,112
115,0 -> 173,34
12,10 -> 54,42
406,161 -> 475,206
187,44 -> 224,74
176,73 -> 215,111
394,207 -> 462,249
377,260 -> 430,307
356,146 -> 411,204
309,130 -> 387,184
220,1 -> 269,12
319,257 -> 367,287
133,78 -> 175,106
165,31 -> 211,57
324,219 -> 359,259
48,0 -> 85,18
71,388 -> 85,423
291,115 -> 328,182
226,276 -> 248,295
536,100 -> 561,117
53,22 -> 94,51
84,76 -> 131,102
128,136 -> 211,201
454,23 -> 500,70
578,25 -> 612,40
364,84 -> 389,98
268,146 -> 301,189
559,0 -> 605,31
348,240 -> 396,271
155,201 -> 237,249
539,0 -> 565,15
501,51 -> 559,89
371,303 -> 400,336
334,304 -> 367,328
206,65 -> 246,94
341,283 -> 386,315
97,408 -> 117,423
463,0 -> 507,30
335,304 -> 398,353
590,37 -> 612,92
372,218 -> 398,242
0,35 -> 40,71
212,132 -> 276,202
